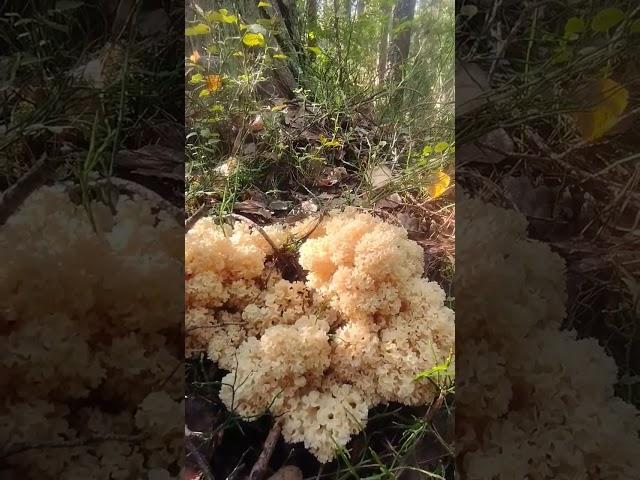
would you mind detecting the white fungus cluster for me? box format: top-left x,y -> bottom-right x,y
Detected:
0,185 -> 183,479
185,208 -> 455,462
457,194 -> 640,479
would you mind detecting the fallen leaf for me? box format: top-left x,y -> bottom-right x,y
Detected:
457,128 -> 514,165
189,50 -> 201,64
234,200 -> 273,219
269,200 -> 292,210
455,61 -> 489,117
268,465 -> 303,480
205,74 -> 222,91
215,157 -> 238,177
424,170 -> 451,199
316,167 -> 348,187
249,115 -> 264,132
369,165 -> 393,189
300,200 -> 318,213
572,78 -> 628,142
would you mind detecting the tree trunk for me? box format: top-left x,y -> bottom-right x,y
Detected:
306,0 -> 318,31
377,2 -> 393,86
389,0 -> 416,108
356,0 -> 365,18
240,0 -> 303,99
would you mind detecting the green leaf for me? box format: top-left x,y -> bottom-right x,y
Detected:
421,145 -> 433,156
564,17 -> 585,39
189,73 -> 204,84
307,46 -> 322,56
551,46 -> 573,64
591,7 -> 624,32
258,1 -> 272,7
630,19 -> 640,34
220,11 -> 237,24
242,32 -> 265,47
205,44 -> 220,54
272,53 -> 288,59
186,23 -> 210,36
434,141 -> 449,153
199,89 -> 211,97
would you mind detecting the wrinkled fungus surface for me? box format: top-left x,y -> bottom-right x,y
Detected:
457,194 -> 640,479
185,208 -> 455,462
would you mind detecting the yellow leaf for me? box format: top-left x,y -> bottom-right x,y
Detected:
189,50 -> 201,63
206,74 -> 223,92
242,32 -> 266,47
186,23 -> 210,36
189,73 -> 204,84
421,145 -> 433,156
273,53 -> 288,59
425,171 -> 451,199
572,78 -> 629,142
258,1 -> 272,7
199,89 -> 211,97
434,142 -> 449,153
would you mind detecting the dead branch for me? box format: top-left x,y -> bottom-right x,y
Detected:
0,153 -> 56,226
249,421 -> 282,480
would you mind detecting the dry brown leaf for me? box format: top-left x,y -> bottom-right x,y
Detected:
267,465 -> 303,480
369,165 -> 393,189
456,61 -> 490,117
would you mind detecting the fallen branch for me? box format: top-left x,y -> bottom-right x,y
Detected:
249,421 -> 282,480
0,153 -> 55,226
186,437 -> 215,480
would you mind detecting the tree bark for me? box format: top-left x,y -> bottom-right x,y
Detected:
377,1 -> 393,86
306,0 -> 318,30
389,0 -> 416,108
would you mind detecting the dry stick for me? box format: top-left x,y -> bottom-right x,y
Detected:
186,202 -> 210,231
229,213 -> 279,254
186,437 -> 215,480
0,153 -> 54,226
249,422 -> 282,480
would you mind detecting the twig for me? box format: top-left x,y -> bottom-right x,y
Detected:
0,153 -> 55,226
249,421 -> 282,480
186,202 -> 209,231
424,393 -> 446,425
186,437 -> 215,480
229,213 -> 279,254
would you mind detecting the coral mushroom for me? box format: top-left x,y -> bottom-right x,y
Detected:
0,185 -> 183,479
186,207 -> 455,463
457,193 -> 640,479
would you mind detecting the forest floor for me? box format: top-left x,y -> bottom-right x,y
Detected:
457,1 -> 640,408
184,94 -> 456,479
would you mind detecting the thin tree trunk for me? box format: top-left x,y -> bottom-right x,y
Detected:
306,0 -> 318,30
389,0 -> 416,108
377,2 -> 393,86
356,0 -> 365,18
